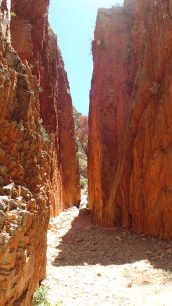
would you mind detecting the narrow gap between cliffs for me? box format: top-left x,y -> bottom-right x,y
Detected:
73,108 -> 88,206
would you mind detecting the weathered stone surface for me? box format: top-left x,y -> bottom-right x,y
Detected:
53,40 -> 81,209
88,4 -> 134,226
0,0 -> 80,305
88,0 -> 172,239
11,0 -> 80,215
0,2 -> 50,303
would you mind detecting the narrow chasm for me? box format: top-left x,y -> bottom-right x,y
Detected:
73,107 -> 88,204
0,0 -> 172,305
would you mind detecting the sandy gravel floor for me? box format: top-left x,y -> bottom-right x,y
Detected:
44,206 -> 172,306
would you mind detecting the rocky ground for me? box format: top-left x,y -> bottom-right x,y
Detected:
45,200 -> 172,306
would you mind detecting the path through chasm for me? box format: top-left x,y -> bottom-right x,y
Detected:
45,202 -> 172,306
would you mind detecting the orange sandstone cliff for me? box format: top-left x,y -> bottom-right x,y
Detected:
88,0 -> 172,239
0,0 -> 80,304
73,108 -> 88,154
11,0 -> 80,214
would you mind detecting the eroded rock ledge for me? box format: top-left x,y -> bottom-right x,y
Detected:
0,0 -> 80,304
11,0 -> 80,215
88,0 -> 172,239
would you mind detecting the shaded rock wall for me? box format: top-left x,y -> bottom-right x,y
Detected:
0,0 -> 80,305
11,0 -> 80,214
56,48 -> 81,209
88,0 -> 172,239
88,5 -> 133,225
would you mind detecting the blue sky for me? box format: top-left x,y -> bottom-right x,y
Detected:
49,0 -> 124,115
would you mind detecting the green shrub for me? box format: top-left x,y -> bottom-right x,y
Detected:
80,177 -> 88,189
32,284 -> 62,306
11,12 -> 16,17
32,284 -> 48,305
38,119 -> 51,144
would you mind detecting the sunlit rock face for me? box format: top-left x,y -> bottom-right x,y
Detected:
74,110 -> 88,155
73,108 -> 88,190
11,0 -> 80,215
88,0 -> 172,239
0,1 -> 49,304
0,0 -> 80,304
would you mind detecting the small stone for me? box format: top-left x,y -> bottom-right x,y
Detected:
7,223 -> 18,235
11,188 -> 19,199
25,193 -> 31,201
20,203 -> 27,209
116,235 -> 122,242
19,210 -> 33,228
27,198 -> 36,211
9,199 -> 17,211
127,281 -> 133,288
7,212 -> 17,222
20,186 -> 30,197
16,196 -> 22,205
3,183 -> 14,195
0,232 -> 10,245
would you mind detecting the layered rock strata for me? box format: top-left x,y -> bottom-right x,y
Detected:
11,0 -> 80,215
0,4 -> 49,304
0,0 -> 80,304
89,0 -> 172,239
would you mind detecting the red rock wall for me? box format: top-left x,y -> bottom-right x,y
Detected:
0,0 -> 80,304
0,1 -> 50,304
55,44 -> 81,208
73,108 -> 88,154
88,5 -> 134,225
77,115 -> 88,152
11,0 -> 80,214
88,0 -> 172,239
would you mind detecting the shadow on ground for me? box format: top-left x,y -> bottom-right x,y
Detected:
52,208 -> 172,273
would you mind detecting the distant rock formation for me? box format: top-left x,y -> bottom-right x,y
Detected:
0,0 -> 80,304
88,0 -> 172,239
73,107 -> 88,189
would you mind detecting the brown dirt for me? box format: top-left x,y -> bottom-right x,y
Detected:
45,207 -> 172,306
